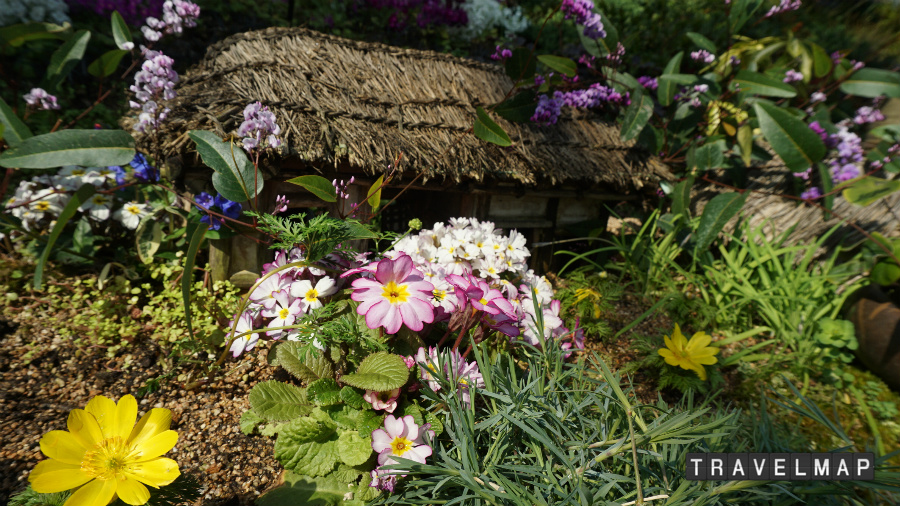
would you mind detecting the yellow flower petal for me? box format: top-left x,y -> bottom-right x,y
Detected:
29,459 -> 91,493
686,363 -> 708,381
128,408 -> 172,448
658,348 -> 679,367
126,458 -> 180,487
63,476 -> 117,506
662,334 -> 675,351
694,355 -> 719,366
114,395 -> 138,440
671,324 -> 687,349
115,476 -> 151,505
685,332 -> 712,352
66,409 -> 103,452
133,430 -> 178,462
85,395 -> 117,438
39,430 -> 87,465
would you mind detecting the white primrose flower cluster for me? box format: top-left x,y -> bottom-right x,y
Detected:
4,165 -> 152,232
386,217 -> 577,349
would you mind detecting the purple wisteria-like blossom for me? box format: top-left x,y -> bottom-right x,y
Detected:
23,88 -> 60,110
561,0 -> 606,40
765,0 -> 801,18
690,49 -> 715,64
237,102 -> 282,152
141,0 -> 200,42
783,69 -> 803,83
129,49 -> 179,133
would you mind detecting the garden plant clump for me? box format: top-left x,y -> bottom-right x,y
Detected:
2,0 -> 900,505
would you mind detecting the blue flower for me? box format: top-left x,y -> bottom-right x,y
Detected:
131,153 -> 159,182
108,165 -> 128,186
197,193 -> 242,231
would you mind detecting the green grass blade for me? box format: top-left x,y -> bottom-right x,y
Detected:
33,183 -> 95,289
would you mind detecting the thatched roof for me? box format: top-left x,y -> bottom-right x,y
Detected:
150,27 -> 671,191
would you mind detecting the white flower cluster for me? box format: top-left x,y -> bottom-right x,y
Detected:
4,165 -> 152,232
0,0 -> 70,27
456,0 -> 530,40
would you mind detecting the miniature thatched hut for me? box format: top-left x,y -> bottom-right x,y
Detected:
147,27 -> 672,283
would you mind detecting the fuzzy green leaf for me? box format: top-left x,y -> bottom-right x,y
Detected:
307,378 -> 342,406
357,410 -> 385,439
0,129 -> 134,169
249,380 -> 312,421
753,101 -> 825,173
693,192 -> 748,253
189,130 -> 263,203
424,409 -> 443,437
337,431 -> 372,466
340,386 -> 367,409
339,352 -> 409,392
277,342 -> 334,383
239,410 -> 264,435
473,107 -> 511,147
286,174 -> 337,203
257,472 -> 356,506
274,417 -> 339,476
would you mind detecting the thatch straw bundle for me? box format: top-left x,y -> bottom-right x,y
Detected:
148,27 -> 671,191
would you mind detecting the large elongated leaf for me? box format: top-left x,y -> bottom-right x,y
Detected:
494,90 -> 537,122
686,32 -> 716,53
286,175 -> 337,203
0,129 -> 134,168
693,192 -> 748,253
44,30 -> 90,92
842,177 -> 900,206
110,11 -> 132,50
88,49 -> 128,78
181,221 -> 207,341
0,96 -> 32,147
729,0 -> 763,33
731,70 -> 797,98
33,184 -> 96,289
0,22 -> 69,48
340,352 -> 409,391
366,175 -> 383,210
672,176 -> 694,220
810,43 -> 832,78
658,52 -> 684,106
753,101 -> 826,173
620,91 -> 653,142
536,55 -> 576,77
690,140 -> 725,170
839,68 -> 900,98
473,107 -> 511,147
188,130 -> 263,202
505,47 -> 536,81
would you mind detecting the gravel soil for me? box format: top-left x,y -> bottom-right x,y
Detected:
0,310 -> 283,506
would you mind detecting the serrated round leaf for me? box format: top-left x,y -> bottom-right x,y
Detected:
473,107 -> 511,147
340,386 -> 367,409
339,352 -> 409,391
285,174 -> 337,202
258,472 -> 356,506
424,409 -> 443,437
239,410 -> 264,435
307,378 -> 342,406
357,410 -> 385,439
275,424 -> 339,476
753,101 -> 825,173
277,342 -> 334,383
337,431 -> 372,466
249,380 -> 311,421
0,129 -> 134,169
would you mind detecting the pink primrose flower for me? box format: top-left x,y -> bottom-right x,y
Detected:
350,254 -> 435,334
261,289 -> 304,337
371,415 -> 434,467
364,388 -> 401,413
228,311 -> 258,357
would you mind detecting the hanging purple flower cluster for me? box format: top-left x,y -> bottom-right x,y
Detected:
690,49 -> 715,64
237,102 -> 282,153
141,0 -> 200,42
129,49 -> 178,133
361,0 -> 467,30
531,93 -> 564,126
531,84 -> 630,126
23,88 -> 60,111
764,0 -> 801,18
637,76 -> 658,90
195,192 -> 242,231
65,0 -> 164,26
783,69 -> 803,83
560,0 -> 606,40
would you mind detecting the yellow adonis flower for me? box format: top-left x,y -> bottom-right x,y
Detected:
29,394 -> 180,506
658,324 -> 719,380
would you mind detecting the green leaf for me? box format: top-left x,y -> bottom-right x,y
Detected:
274,417 -> 339,476
658,52 -> 684,106
285,174 -> 337,203
867,141 -> 900,173
366,175 -> 383,210
357,409 -> 385,438
536,55 -> 576,77
0,129 -> 134,169
494,90 -> 537,123
0,96 -> 32,147
44,30 -> 90,92
504,47 -> 536,81
87,49 -> 128,78
277,343 -> 335,383
307,378 -> 342,406
871,257 -> 900,286
33,184 -> 95,289
0,22 -> 69,48
737,124 -> 754,167
424,409 -> 444,437
693,192 -> 748,253
340,352 -> 409,392
336,431 -> 372,466
810,43 -> 832,78
620,91 -> 653,142
111,11 -> 132,50
473,107 -> 511,147
577,10 -> 618,56
731,70 -> 798,98
671,176 -> 694,220
840,68 -> 900,98
753,101 -> 826,173
345,220 -> 378,240
690,141 -> 725,170
135,211 -> 163,264
729,0 -> 763,33
188,130 -> 263,203
817,162 -> 834,217
182,221 -> 207,340
249,380 -> 312,421
257,472 -> 358,506
240,410 -> 264,435
340,386 -> 367,409
842,177 -> 900,206
686,32 -> 716,53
